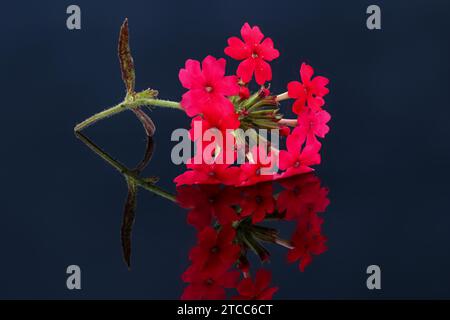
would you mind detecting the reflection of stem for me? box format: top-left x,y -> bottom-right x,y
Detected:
75,132 -> 176,202
74,98 -> 181,132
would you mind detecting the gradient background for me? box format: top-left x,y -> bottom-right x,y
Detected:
1,0 -> 450,299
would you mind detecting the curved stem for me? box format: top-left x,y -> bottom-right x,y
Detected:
74,98 -> 182,132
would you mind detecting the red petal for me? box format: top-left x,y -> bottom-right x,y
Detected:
259,38 -> 279,61
225,37 -> 251,60
254,60 -> 272,85
254,269 -> 272,292
237,278 -> 255,297
237,58 -> 256,83
287,81 -> 304,99
179,59 -> 202,89
241,23 -> 264,44
300,63 -> 314,84
311,76 -> 329,96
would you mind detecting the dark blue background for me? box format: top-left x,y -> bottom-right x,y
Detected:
1,0 -> 450,299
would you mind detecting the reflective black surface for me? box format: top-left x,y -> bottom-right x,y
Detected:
2,0 -> 450,298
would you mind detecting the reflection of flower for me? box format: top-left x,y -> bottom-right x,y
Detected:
189,226 -> 241,275
178,173 -> 330,299
181,267 -> 240,300
277,174 -> 330,221
176,185 -> 240,229
233,269 -> 278,300
288,217 -> 327,272
239,183 -> 275,223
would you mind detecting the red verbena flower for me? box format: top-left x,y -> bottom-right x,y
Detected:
288,63 -> 329,113
179,56 -> 239,119
278,132 -> 321,179
293,108 -> 331,148
189,225 -> 241,275
174,162 -> 241,186
239,146 -> 278,186
232,269 -> 278,300
225,23 -> 279,85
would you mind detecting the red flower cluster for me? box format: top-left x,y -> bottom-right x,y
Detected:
174,23 -> 331,187
178,173 -> 329,299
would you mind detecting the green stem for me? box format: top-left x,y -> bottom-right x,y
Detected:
74,98 -> 182,132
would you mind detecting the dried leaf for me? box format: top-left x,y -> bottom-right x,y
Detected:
118,18 -> 135,95
131,108 -> 156,137
121,179 -> 138,269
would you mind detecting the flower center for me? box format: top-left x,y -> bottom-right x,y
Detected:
205,86 -> 213,93
208,171 -> 216,177
252,52 -> 259,58
255,168 -> 261,176
210,246 -> 220,254
255,195 -> 263,204
294,161 -> 300,168
205,278 -> 214,286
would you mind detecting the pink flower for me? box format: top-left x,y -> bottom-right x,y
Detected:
278,132 -> 321,178
232,269 -> 278,300
179,56 -> 240,119
239,146 -> 278,186
288,63 -> 329,113
292,108 -> 331,148
174,163 -> 241,186
225,23 -> 279,85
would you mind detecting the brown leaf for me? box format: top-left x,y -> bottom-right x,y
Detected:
121,179 -> 138,269
118,18 -> 135,95
131,108 -> 156,137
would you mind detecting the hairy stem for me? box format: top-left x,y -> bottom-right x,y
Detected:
74,98 -> 182,132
